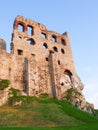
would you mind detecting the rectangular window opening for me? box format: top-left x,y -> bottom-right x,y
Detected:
46,57 -> 49,61
31,54 -> 35,57
17,49 -> 23,55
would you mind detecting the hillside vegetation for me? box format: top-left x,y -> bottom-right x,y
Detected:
0,95 -> 98,130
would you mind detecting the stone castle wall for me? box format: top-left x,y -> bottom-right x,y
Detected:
0,16 -> 93,112
10,16 -> 76,99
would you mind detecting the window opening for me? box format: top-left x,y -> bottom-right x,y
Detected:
41,33 -> 46,38
27,39 -> 35,45
64,70 -> 72,79
52,35 -> 57,42
31,54 -> 35,57
18,24 -> 24,32
18,36 -> 22,40
61,48 -> 65,54
61,82 -> 64,86
36,91 -> 38,94
53,46 -> 58,52
58,60 -> 60,65
27,26 -> 33,36
17,49 -> 23,55
43,43 -> 48,49
64,70 -> 73,85
46,57 -> 49,61
61,39 -> 66,46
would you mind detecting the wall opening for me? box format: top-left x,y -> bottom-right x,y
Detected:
53,46 -> 58,52
64,69 -> 73,84
31,54 -> 35,57
41,32 -> 46,38
27,38 -> 35,45
64,70 -> 72,77
17,49 -> 23,55
61,82 -> 64,86
27,25 -> 33,36
18,36 -> 22,40
61,48 -> 65,54
58,60 -> 60,65
52,35 -> 57,42
18,24 -> 24,32
61,39 -> 66,46
43,43 -> 48,49
46,57 -> 49,61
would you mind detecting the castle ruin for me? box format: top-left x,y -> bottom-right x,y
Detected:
0,16 -> 94,112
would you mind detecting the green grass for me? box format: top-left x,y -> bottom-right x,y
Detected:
0,125 -> 98,130
0,96 -> 98,129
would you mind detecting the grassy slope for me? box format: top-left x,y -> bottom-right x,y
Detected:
0,96 -> 98,129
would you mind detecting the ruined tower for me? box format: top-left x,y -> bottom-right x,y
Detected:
0,15 -> 93,112
10,15 -> 79,99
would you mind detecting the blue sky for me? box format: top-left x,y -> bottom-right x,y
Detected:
0,0 -> 98,108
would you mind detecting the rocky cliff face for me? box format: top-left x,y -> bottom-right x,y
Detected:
62,73 -> 94,113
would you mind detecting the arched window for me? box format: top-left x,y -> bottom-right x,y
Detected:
52,35 -> 57,42
27,38 -> 35,45
64,69 -> 73,84
61,39 -> 66,46
18,23 -> 25,32
53,46 -> 58,52
43,43 -> 48,49
64,70 -> 72,77
41,32 -> 46,38
61,48 -> 65,54
27,25 -> 33,36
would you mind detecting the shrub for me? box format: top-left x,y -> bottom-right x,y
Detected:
39,93 -> 49,98
0,79 -> 10,90
8,88 -> 36,105
66,88 -> 81,102
8,88 -> 21,105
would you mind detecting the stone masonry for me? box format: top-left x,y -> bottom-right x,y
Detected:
0,16 -> 94,112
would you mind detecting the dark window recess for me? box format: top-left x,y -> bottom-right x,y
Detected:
58,60 -> 60,65
61,39 -> 66,46
61,48 -> 65,54
17,49 -> 23,55
18,24 -> 24,32
36,91 -> 38,94
64,70 -> 72,76
41,33 -> 46,38
43,43 -> 48,49
46,57 -> 49,61
27,39 -> 35,45
61,82 -> 64,86
18,36 -> 22,40
53,46 -> 58,52
27,26 -> 33,36
52,35 -> 57,42
31,54 -> 35,57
